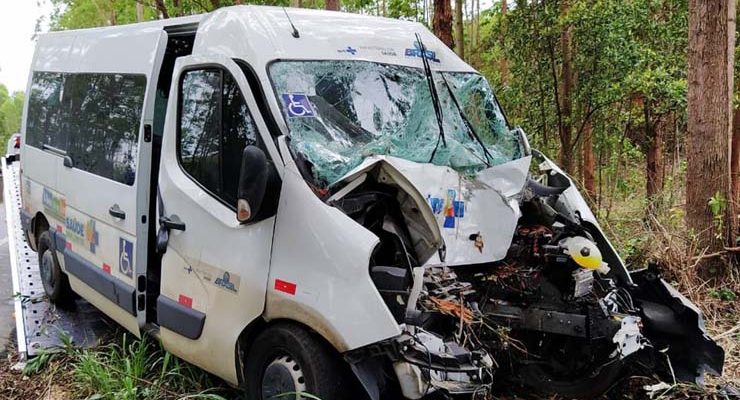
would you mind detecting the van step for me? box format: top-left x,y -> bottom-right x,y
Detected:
3,157 -> 110,358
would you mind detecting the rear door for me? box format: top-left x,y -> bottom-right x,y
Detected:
57,30 -> 167,335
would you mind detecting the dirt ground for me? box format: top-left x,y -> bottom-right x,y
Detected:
0,338 -> 73,400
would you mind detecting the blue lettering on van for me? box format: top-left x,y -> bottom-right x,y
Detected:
65,217 -> 84,237
65,218 -> 99,254
119,238 -> 133,278
405,42 -> 440,63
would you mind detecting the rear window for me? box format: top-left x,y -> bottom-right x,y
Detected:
26,71 -> 146,186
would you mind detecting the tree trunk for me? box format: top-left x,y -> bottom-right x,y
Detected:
474,0 -> 480,52
732,107 -> 740,210
646,110 -> 666,221
326,0 -> 340,11
155,0 -> 169,18
582,119 -> 595,201
433,0 -> 454,49
686,0 -> 736,261
135,2 -> 144,22
454,0 -> 464,58
557,0 -> 574,174
499,0 -> 509,84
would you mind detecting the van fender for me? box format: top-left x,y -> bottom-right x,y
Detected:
264,138 -> 401,353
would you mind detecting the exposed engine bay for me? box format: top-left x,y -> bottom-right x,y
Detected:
327,153 -> 725,399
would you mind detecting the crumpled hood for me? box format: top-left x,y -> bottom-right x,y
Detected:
336,155 -> 533,266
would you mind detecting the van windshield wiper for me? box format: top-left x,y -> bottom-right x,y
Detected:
439,74 -> 493,166
415,33 -> 447,162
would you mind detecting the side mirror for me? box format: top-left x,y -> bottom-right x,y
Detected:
237,145 -> 269,223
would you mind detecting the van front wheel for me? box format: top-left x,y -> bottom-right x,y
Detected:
38,231 -> 74,305
245,322 -> 352,400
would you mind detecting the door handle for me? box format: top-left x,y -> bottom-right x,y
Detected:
109,204 -> 126,219
160,215 -> 186,231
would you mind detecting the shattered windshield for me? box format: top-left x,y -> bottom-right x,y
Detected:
269,60 -> 521,185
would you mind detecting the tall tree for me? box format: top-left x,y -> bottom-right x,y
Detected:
454,0 -> 464,58
326,0 -> 340,10
644,103 -> 665,215
732,107 -> 740,209
582,119 -> 595,199
686,0 -> 736,259
433,0 -> 454,48
499,0 -> 509,84
557,0 -> 575,174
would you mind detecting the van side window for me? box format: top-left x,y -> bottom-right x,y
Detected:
26,72 -> 66,150
179,69 -> 222,195
25,71 -> 146,186
178,68 -> 261,208
65,74 -> 146,186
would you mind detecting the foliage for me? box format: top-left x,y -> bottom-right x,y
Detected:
709,287 -> 737,302
73,334 -> 231,400
22,349 -> 58,376
0,84 -> 23,154
21,332 -> 235,400
709,191 -> 728,239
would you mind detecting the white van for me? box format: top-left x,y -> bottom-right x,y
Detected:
19,6 -> 722,399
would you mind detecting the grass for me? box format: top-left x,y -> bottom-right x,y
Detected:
593,161 -> 740,398
10,331 -> 238,400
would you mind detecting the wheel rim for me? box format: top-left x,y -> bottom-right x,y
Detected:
40,250 -> 55,290
261,354 -> 307,399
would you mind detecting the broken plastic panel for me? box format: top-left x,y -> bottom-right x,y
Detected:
269,60 -> 521,185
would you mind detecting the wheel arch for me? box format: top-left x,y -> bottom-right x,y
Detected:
235,318 -> 351,388
30,211 -> 50,251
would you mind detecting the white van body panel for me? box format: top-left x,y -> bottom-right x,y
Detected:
266,138 -> 401,352
157,55 -> 277,384
22,24 -> 182,336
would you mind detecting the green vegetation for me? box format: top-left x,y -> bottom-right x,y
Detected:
0,84 -> 23,154
18,333 -> 236,400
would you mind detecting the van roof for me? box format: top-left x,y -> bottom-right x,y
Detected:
194,6 -> 474,72
32,6 -> 473,77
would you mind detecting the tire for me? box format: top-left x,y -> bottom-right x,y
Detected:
37,231 -> 74,305
245,322 -> 354,400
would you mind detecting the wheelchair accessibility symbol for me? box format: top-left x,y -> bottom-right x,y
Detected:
119,237 -> 133,278
281,93 -> 314,117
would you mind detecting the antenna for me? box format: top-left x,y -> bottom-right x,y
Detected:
282,7 -> 300,38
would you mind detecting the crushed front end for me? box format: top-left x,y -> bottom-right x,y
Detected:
269,57 -> 723,399
330,154 -> 723,399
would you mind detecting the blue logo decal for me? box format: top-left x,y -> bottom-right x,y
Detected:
338,46 -> 358,55
281,93 -> 315,118
428,189 -> 464,229
405,41 -> 440,63
119,238 -> 133,278
215,272 -> 237,293
428,195 -> 443,214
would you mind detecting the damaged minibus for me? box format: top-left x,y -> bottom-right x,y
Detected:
19,5 -> 723,399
